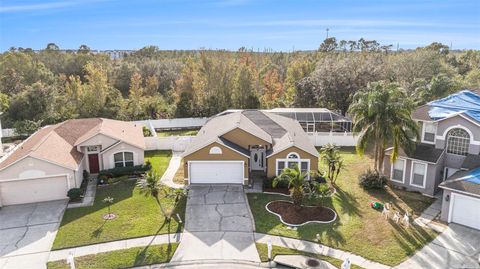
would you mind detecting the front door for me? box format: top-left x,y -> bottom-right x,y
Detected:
250,147 -> 265,171
88,154 -> 100,174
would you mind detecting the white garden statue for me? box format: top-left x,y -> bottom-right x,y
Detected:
382,203 -> 390,220
392,211 -> 401,223
402,212 -> 410,227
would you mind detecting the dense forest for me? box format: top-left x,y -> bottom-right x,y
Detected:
1,38 -> 479,134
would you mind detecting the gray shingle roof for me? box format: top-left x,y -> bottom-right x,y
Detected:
385,143 -> 444,163
182,110 -> 319,158
462,154 -> 480,170
440,169 -> 480,197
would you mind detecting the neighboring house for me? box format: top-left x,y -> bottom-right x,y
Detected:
383,90 -> 480,230
0,118 -> 145,206
182,110 -> 319,185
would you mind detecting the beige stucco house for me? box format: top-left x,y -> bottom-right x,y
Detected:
182,110 -> 319,185
0,118 -> 145,206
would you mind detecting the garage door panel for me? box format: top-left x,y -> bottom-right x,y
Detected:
0,176 -> 68,205
190,162 -> 243,184
451,194 -> 480,230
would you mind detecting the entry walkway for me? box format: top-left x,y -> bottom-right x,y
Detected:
160,151 -> 184,189
171,185 -> 260,262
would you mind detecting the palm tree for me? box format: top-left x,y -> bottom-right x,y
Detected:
348,81 -> 419,172
320,143 -> 344,185
273,165 -> 308,206
137,172 -> 169,220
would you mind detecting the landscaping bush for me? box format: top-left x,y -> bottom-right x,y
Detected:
83,170 -> 90,181
98,162 -> 152,179
359,169 -> 387,189
316,183 -> 332,196
143,126 -> 152,137
107,175 -> 129,184
263,177 -> 289,189
67,188 -> 82,201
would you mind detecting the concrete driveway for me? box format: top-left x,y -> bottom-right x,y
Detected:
396,224 -> 480,269
171,185 -> 260,262
0,200 -> 67,269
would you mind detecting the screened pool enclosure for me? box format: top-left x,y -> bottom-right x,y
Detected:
267,108 -> 353,134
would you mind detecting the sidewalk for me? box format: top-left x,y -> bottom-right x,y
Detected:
161,152 -> 184,189
413,194 -> 446,233
255,233 -> 392,269
48,233 -> 181,262
67,177 -> 97,209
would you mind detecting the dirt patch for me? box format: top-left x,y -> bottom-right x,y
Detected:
267,200 -> 336,225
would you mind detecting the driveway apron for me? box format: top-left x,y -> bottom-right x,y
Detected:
171,185 -> 260,262
395,224 -> 480,269
0,200 -> 67,269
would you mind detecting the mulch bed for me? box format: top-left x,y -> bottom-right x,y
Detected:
263,187 -> 290,195
267,200 -> 336,225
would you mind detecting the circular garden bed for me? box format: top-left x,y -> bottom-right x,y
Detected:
266,200 -> 336,226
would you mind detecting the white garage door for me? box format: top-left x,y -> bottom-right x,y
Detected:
450,193 -> 480,230
189,161 -> 244,184
0,176 -> 69,205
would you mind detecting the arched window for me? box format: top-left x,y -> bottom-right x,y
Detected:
209,146 -> 222,154
114,152 -> 134,167
446,128 -> 470,156
287,153 -> 299,159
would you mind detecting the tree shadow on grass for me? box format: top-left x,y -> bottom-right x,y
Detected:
389,219 -> 437,258
133,218 -> 175,266
90,219 -> 107,238
334,188 -> 362,218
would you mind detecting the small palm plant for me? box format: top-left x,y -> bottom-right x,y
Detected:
102,196 -> 115,220
137,172 -> 169,220
321,143 -> 344,185
273,165 -> 308,207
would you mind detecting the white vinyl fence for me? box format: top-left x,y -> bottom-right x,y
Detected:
308,132 -> 358,147
144,136 -> 194,152
2,128 -> 17,138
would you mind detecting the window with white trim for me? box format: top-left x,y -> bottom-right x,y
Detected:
114,152 -> 134,168
300,161 -> 309,174
422,122 -> 436,143
446,128 -> 470,156
411,162 -> 426,187
288,153 -> 299,159
277,161 -> 285,175
392,159 -> 405,182
209,146 -> 222,154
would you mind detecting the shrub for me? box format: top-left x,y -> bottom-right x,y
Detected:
143,126 -> 152,137
359,169 -> 387,189
67,188 -> 82,201
98,162 -> 152,178
264,176 -> 289,189
316,183 -> 332,196
83,170 -> 90,181
107,175 -> 129,184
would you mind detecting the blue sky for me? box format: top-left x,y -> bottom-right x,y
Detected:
1,0 -> 479,51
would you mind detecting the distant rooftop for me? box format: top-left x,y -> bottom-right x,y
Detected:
413,90 -> 480,122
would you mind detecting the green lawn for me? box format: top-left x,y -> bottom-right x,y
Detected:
156,130 -> 198,137
48,243 -> 178,269
52,180 -> 186,249
248,148 -> 437,266
256,243 -> 364,269
144,150 -> 172,176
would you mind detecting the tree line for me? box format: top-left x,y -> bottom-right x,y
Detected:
1,39 -> 479,134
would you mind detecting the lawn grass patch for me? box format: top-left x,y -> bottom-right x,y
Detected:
255,243 -> 364,269
144,150 -> 171,176
248,148 -> 438,266
52,180 -> 186,249
48,243 -> 178,269
156,130 -> 198,137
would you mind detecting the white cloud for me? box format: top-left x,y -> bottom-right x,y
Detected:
0,0 -> 112,13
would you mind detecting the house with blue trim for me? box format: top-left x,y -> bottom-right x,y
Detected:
383,90 -> 480,230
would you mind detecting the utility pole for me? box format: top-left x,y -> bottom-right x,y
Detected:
326,28 -> 330,39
